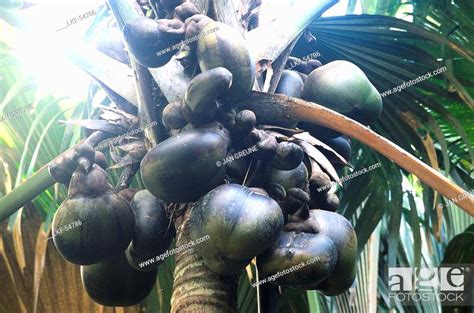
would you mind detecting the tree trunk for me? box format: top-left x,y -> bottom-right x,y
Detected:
170,205 -> 238,313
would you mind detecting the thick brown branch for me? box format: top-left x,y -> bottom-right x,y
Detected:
235,92 -> 474,215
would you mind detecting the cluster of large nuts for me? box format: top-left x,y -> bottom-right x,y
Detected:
131,3 -> 372,295
50,144 -> 174,306
49,0 -> 385,306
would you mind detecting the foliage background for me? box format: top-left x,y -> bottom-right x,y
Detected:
0,0 -> 472,312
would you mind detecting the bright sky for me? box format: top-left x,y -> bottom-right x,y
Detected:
0,0 -> 102,99
0,0 -> 359,100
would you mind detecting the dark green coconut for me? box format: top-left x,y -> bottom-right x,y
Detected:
293,210 -> 357,295
257,231 -> 337,286
194,19 -> 255,100
123,17 -> 185,68
181,67 -> 233,125
189,184 -> 284,275
322,135 -> 352,165
302,60 -> 382,125
275,70 -> 304,99
81,253 -> 157,307
52,165 -> 134,265
264,161 -> 309,192
140,127 -> 229,202
125,190 -> 174,271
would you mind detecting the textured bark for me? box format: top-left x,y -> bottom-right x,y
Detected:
171,206 -> 238,313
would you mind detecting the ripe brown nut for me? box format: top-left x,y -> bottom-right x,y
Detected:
190,17 -> 255,100
140,127 -> 229,202
266,183 -> 287,202
271,141 -> 304,170
285,188 -> 310,214
73,143 -> 96,171
67,165 -> 111,198
94,151 -> 108,169
162,101 -> 187,129
215,105 -> 236,129
184,14 -> 214,49
297,210 -> 357,296
52,165 -> 135,265
321,193 -> 339,212
275,70 -> 304,99
248,129 -> 278,160
81,253 -> 157,306
309,171 -> 332,208
234,110 -> 257,134
49,150 -> 76,184
286,57 -> 321,74
266,183 -> 288,222
188,184 -> 284,275
309,171 -> 331,193
257,231 -> 337,287
123,17 -> 185,68
174,2 -> 199,21
118,188 -> 140,203
125,190 -> 174,271
49,143 -> 99,184
182,67 -> 233,125
264,162 -> 309,192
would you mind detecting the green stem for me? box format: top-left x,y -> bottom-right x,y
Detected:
0,131 -> 111,221
107,0 -> 167,148
106,0 -> 141,30
0,165 -> 55,221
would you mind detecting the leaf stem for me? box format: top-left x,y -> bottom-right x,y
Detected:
237,92 -> 474,215
0,131 -> 111,221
